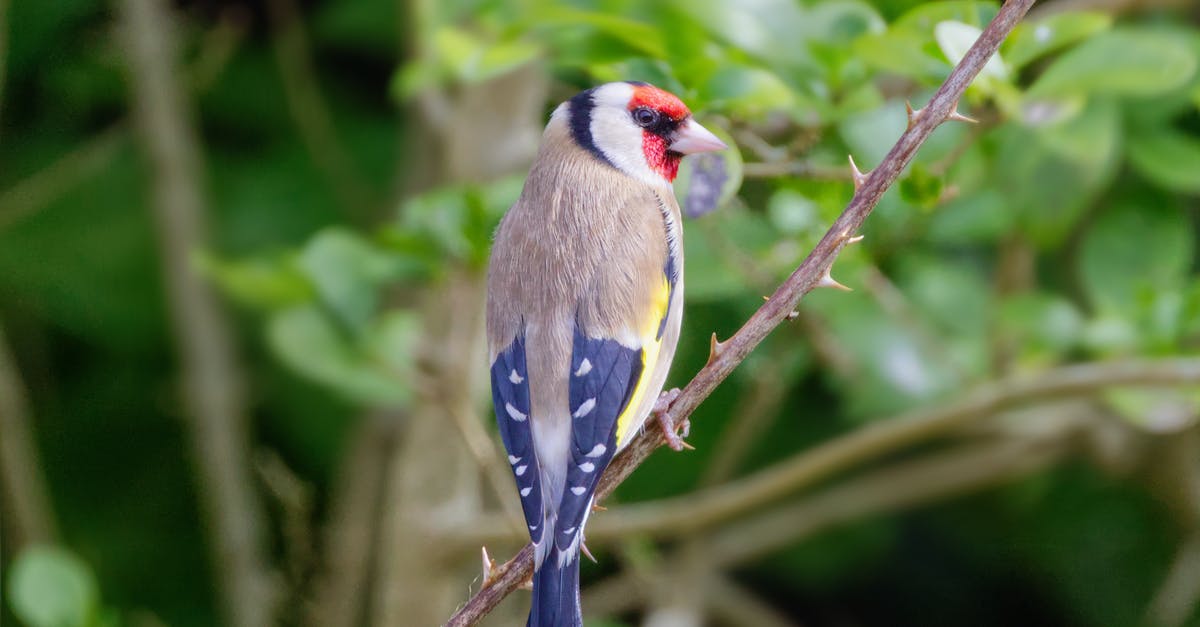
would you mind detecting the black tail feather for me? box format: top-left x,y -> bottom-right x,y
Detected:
527,550 -> 582,627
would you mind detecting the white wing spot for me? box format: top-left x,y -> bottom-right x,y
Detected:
509,369 -> 523,384
507,455 -> 521,465
573,398 -> 596,419
529,523 -> 538,531
520,487 -> 532,497
575,359 -> 592,377
515,465 -> 528,476
579,462 -> 595,473
571,486 -> 587,496
586,444 -> 607,458
505,403 -> 527,422
562,526 -> 576,535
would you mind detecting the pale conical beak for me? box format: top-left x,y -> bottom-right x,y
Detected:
670,119 -> 728,155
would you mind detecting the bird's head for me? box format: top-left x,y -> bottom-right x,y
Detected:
562,81 -> 727,185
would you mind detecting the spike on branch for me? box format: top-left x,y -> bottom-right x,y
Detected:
580,542 -> 597,564
845,234 -> 865,245
946,100 -> 978,124
818,269 -> 852,292
848,155 -> 869,190
481,546 -> 497,586
707,332 -> 725,365
785,310 -> 800,321
905,101 -> 923,131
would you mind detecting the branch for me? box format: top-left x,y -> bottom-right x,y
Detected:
445,357 -> 1200,548
118,1 -> 275,625
0,322 -> 58,546
444,1 -> 1037,623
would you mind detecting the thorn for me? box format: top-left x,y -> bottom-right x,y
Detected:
591,502 -> 607,513
785,310 -> 800,321
905,101 -> 923,131
847,155 -> 869,190
707,332 -> 725,366
818,269 -> 852,292
762,295 -> 770,301
846,234 -> 865,244
581,542 -> 598,564
481,546 -> 497,586
946,101 -> 978,124
519,574 -> 534,591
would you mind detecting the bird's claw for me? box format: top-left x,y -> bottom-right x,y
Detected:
653,388 -> 692,452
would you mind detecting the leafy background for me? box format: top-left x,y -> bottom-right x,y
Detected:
2,0 -> 1199,625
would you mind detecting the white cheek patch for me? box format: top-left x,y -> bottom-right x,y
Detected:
587,83 -> 669,187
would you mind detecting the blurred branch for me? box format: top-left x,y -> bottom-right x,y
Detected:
118,1 -> 275,625
705,574 -> 801,627
0,10 -> 244,234
704,433 -> 1069,568
1029,0 -> 1191,18
305,417 -> 398,627
0,322 -> 58,547
0,124 -> 128,232
1147,533 -> 1200,627
265,0 -> 379,221
444,1 -> 1038,623
447,357 -> 1200,548
742,160 -> 852,180
0,0 -> 9,133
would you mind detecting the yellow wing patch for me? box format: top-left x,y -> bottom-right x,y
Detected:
614,273 -> 672,447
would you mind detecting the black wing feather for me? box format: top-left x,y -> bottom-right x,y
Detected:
490,335 -> 544,546
555,326 -> 643,554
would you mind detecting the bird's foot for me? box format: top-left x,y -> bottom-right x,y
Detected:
653,388 -> 692,452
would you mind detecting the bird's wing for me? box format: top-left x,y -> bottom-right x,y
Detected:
552,262 -> 674,565
489,335 -> 544,549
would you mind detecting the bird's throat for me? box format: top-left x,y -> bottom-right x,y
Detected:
642,132 -> 681,182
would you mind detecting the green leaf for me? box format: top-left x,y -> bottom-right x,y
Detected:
1001,11 -> 1113,70
767,189 -> 820,235
8,545 -> 99,627
528,8 -> 666,58
674,126 -> 743,218
1127,130 -> 1200,194
934,21 -> 1009,84
1079,201 -> 1193,315
898,163 -> 945,209
894,1 -> 997,32
299,228 -> 404,332
699,66 -> 798,116
668,0 -> 813,70
1028,29 -> 1197,98
267,306 -> 410,406
199,252 -> 313,311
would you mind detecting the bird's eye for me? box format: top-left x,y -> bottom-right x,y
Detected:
633,107 -> 659,128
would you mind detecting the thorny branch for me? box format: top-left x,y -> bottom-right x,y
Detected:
442,356 -> 1200,549
445,1 -> 1037,624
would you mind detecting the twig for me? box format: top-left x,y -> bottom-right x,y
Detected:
0,322 -> 58,546
0,11 -> 245,234
0,0 -> 9,134
705,574 -> 800,627
444,2 -> 1037,623
265,0 -> 378,221
118,1 -> 275,625
445,357 -> 1200,548
1146,533 -> 1200,627
703,435 -> 1069,567
742,160 -> 852,180
306,417 -> 397,627
0,124 -> 128,233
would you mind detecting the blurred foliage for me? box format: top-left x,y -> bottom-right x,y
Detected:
2,0 -> 1199,625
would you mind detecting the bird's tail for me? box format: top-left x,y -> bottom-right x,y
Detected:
527,549 -> 582,627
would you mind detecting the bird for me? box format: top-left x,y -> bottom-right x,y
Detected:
486,81 -> 727,626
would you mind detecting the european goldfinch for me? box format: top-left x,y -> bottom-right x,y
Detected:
486,81 -> 727,626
